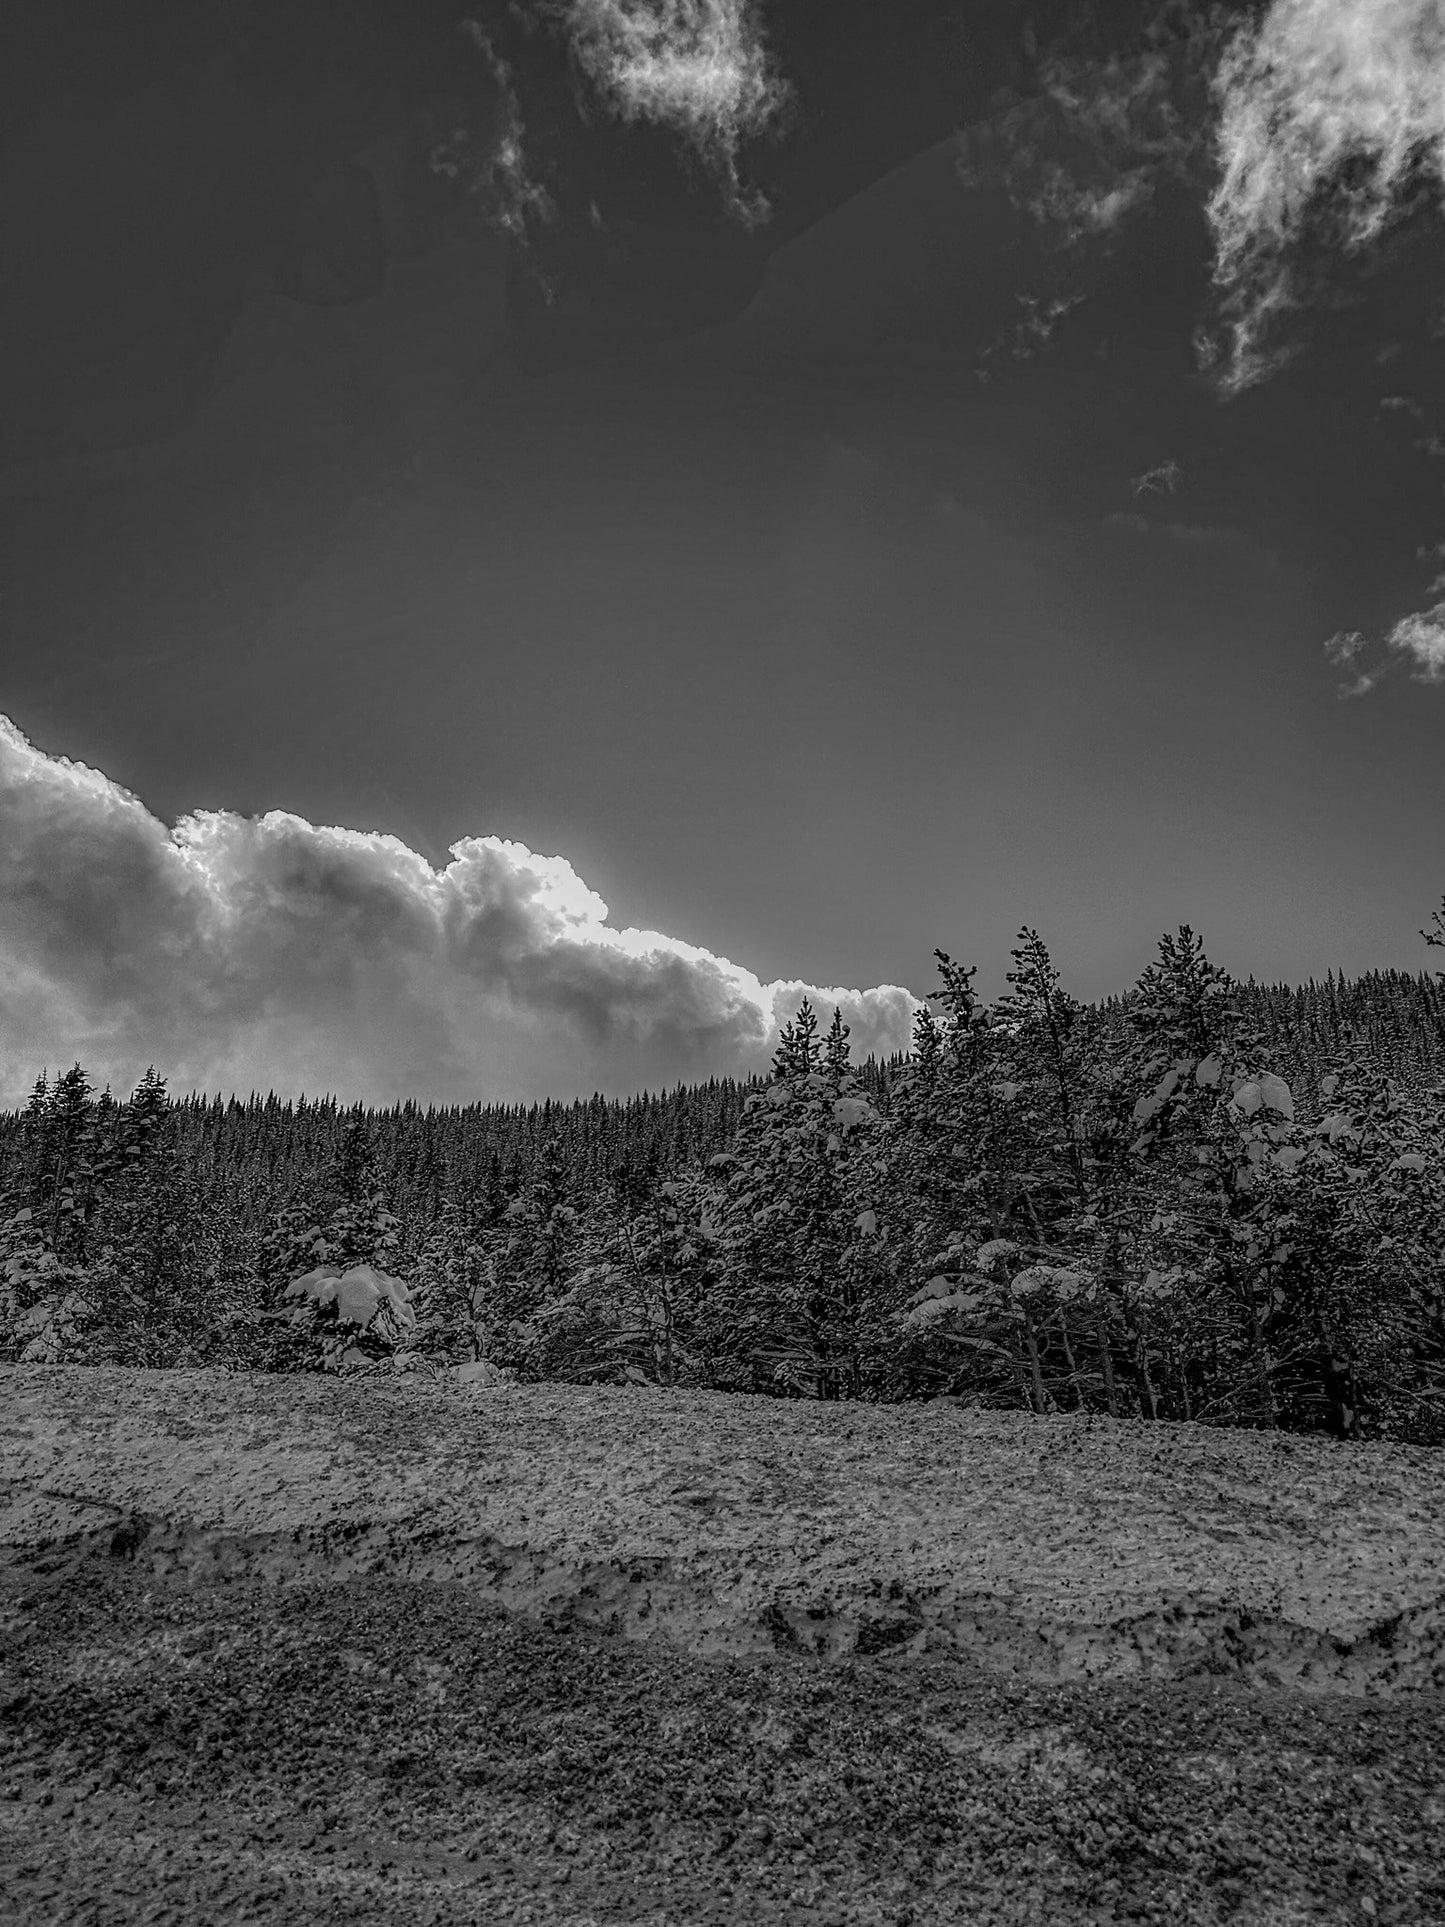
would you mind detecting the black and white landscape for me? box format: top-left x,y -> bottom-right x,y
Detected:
3,3 -> 1445,1922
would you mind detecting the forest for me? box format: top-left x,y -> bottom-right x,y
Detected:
4,909 -> 1445,1446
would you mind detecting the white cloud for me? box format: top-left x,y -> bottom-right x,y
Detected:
551,0 -> 791,223
955,25 -> 1218,251
1324,597 -> 1445,696
1323,627 -> 1381,697
1130,458 -> 1182,495
1006,160 -> 1156,245
0,717 -> 919,1107
1009,290 -> 1086,357
1384,604 -> 1445,679
439,23 -> 556,240
1205,0 -> 1445,393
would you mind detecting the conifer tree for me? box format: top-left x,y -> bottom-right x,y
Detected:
715,1003 -> 893,1398
261,1105 -> 412,1372
84,1070 -> 258,1367
409,1196 -> 512,1371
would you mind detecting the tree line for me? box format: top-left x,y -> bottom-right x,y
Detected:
2,906 -> 1444,1445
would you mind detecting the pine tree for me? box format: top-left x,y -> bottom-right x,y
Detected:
890,938 -> 1134,1416
261,1107 -> 411,1374
1118,927 -> 1334,1428
86,1070 -> 259,1368
409,1197 -> 516,1373
715,1004 -> 893,1399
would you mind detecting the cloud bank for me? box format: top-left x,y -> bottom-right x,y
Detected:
1205,0 -> 1445,392
0,717 -> 918,1108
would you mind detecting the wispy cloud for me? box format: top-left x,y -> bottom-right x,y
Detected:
0,716 -> 916,1107
436,22 -> 557,240
1379,394 -> 1425,419
1205,0 -> 1445,395
1103,509 -> 1239,546
955,15 -> 1227,252
1010,291 -> 1086,358
548,0 -> 792,224
1325,601 -> 1445,696
953,8 -> 1235,376
970,289 -> 1088,377
1130,458 -> 1182,496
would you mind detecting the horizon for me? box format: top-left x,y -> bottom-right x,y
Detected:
4,933 -> 1442,1117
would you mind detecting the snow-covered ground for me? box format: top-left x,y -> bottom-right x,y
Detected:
5,1366 -> 1443,1693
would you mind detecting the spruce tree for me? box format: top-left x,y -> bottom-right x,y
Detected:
716,1004 -> 892,1399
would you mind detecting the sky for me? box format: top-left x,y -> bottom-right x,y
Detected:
3,0 -> 1445,1108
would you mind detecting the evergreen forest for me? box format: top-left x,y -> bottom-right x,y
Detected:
5,908 -> 1445,1446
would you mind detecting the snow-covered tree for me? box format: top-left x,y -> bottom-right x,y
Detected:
262,1113 -> 413,1372
713,1002 -> 898,1399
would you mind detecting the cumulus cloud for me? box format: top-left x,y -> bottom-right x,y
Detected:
0,717 -> 917,1108
1205,0 -> 1445,394
549,0 -> 791,223
1325,601 -> 1445,696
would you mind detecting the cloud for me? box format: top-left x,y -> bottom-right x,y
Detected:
549,0 -> 791,223
972,290 -> 1088,373
1130,458 -> 1182,495
1325,599 -> 1445,696
955,7 -> 1234,250
0,716 -> 918,1108
1205,0 -> 1445,394
438,22 -> 557,241
1010,290 -> 1086,356
952,8 -> 1234,377
1102,510 -> 1240,545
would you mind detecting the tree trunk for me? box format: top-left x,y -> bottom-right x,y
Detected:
1232,1259 -> 1282,1427
1318,1327 -> 1361,1440
660,1278 -> 675,1388
1056,1318 -> 1084,1411
1095,1303 -> 1119,1418
1024,1319 -> 1049,1414
1133,1332 -> 1161,1420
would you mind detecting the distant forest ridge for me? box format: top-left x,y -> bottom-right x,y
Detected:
3,963 -> 1442,1212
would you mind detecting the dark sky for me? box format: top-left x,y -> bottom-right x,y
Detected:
3,0 -> 1445,1106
